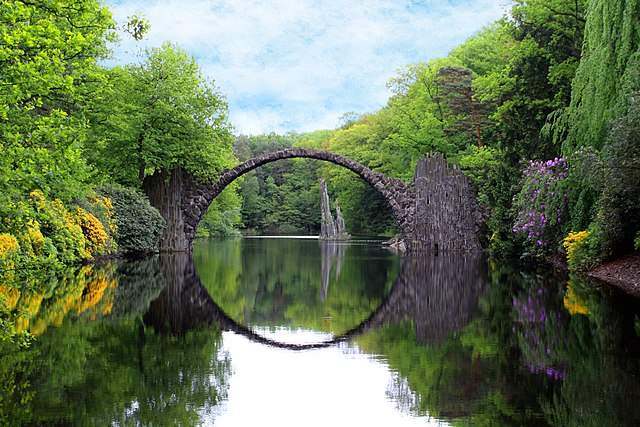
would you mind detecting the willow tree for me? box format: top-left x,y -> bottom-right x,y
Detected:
559,0 -> 640,152
555,0 -> 640,251
88,44 -> 235,250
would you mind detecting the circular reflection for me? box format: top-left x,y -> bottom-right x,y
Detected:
143,241 -> 487,350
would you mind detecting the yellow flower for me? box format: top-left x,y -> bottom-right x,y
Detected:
0,233 -> 19,258
0,233 -> 19,285
101,196 -> 113,210
74,208 -> 109,257
563,230 -> 590,266
26,220 -> 45,253
28,190 -> 46,206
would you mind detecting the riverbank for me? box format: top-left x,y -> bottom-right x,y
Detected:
589,253 -> 640,297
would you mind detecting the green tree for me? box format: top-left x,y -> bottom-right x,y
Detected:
0,0 -> 115,203
88,43 -> 235,186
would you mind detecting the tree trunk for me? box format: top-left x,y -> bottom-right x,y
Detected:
143,167 -> 190,252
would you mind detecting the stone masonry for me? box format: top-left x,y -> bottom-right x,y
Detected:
152,148 -> 481,253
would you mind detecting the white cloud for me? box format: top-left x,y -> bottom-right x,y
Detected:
106,0 -> 511,134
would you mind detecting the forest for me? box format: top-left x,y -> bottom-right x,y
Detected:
1,0 -> 640,360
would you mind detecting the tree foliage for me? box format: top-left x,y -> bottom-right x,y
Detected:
88,43 -> 235,186
0,0 -> 114,204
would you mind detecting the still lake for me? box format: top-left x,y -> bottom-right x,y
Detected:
5,237 -> 640,426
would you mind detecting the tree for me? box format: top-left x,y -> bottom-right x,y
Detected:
85,44 -> 237,249
477,0 -> 587,163
0,0 -> 115,203
88,43 -> 235,186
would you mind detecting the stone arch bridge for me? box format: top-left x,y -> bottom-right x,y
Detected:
143,148 -> 482,253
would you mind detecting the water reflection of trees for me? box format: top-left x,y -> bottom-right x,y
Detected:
360,264 -> 640,426
4,244 -> 640,426
193,238 -> 398,333
0,257 -> 231,426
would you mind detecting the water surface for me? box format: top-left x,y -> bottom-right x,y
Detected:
3,237 -> 640,426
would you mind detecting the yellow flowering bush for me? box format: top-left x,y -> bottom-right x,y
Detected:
74,207 -> 109,257
1,190 -> 117,297
29,190 -> 89,263
0,233 -> 19,262
563,229 -> 601,271
26,220 -> 45,255
79,193 -> 118,252
0,233 -> 19,285
0,233 -> 18,257
563,230 -> 589,262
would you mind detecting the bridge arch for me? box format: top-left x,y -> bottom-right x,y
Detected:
181,148 -> 414,246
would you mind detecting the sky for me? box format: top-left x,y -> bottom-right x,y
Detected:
208,329 -> 449,426
106,0 -> 511,135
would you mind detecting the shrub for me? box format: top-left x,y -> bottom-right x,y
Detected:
98,185 -> 165,254
0,234 -> 19,262
73,208 -> 110,257
596,94 -> 640,257
0,234 -> 19,285
76,193 -> 118,248
28,190 -> 90,263
512,158 -> 569,256
0,190 -> 121,279
563,228 -> 601,271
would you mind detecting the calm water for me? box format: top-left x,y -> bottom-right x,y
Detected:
3,238 -> 640,426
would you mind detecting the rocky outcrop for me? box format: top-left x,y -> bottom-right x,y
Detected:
319,178 -> 350,240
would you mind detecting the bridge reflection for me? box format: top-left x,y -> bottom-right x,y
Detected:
142,251 -> 487,349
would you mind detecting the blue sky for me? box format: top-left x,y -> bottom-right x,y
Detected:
106,0 -> 511,135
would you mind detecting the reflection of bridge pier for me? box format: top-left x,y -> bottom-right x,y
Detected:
391,254 -> 486,344
143,253 -> 217,335
144,251 -> 487,348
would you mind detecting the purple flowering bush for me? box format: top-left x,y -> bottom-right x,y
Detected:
512,158 -> 569,256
